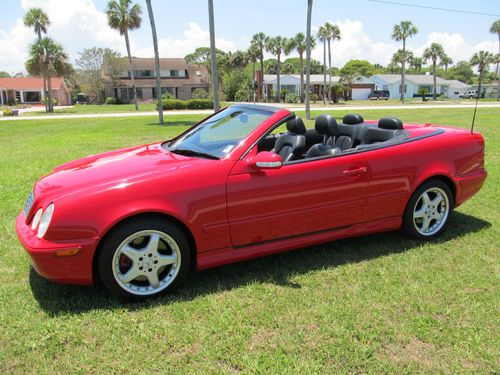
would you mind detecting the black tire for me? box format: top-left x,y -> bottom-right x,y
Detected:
97,217 -> 191,300
402,179 -> 454,239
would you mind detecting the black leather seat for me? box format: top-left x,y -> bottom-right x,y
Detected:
305,115 -> 341,158
342,114 -> 364,125
271,117 -> 306,162
356,116 -> 409,150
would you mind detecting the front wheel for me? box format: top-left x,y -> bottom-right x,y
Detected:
98,218 -> 191,299
402,180 -> 454,239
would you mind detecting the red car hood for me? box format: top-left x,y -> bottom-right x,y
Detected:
34,142 -> 211,200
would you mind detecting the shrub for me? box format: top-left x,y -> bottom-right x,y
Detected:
191,88 -> 209,99
44,97 -> 58,106
186,99 -> 213,109
310,93 -> 319,103
234,89 -> 252,102
105,97 -> 117,105
3,108 -> 13,116
161,92 -> 175,100
162,99 -> 187,110
285,93 -> 300,103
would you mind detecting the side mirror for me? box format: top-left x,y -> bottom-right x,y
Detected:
252,151 -> 283,170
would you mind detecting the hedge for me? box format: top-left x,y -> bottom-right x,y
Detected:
162,98 -> 213,110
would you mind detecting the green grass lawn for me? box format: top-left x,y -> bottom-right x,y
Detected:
0,108 -> 498,373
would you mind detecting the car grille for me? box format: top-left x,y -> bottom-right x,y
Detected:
24,190 -> 35,218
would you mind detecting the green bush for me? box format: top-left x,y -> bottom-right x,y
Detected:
191,88 -> 209,99
3,108 -> 13,116
161,92 -> 175,100
44,97 -> 58,106
285,93 -> 300,103
162,99 -> 187,110
105,97 -> 117,105
234,89 -> 252,102
186,99 -> 213,109
309,93 -> 319,103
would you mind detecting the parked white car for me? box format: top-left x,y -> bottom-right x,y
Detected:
459,90 -> 478,99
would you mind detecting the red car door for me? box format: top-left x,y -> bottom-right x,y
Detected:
226,149 -> 370,247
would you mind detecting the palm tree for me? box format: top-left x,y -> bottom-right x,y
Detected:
411,56 -> 424,75
305,0 -> 313,119
392,49 -> 414,73
323,22 -> 341,103
490,19 -> 500,101
265,36 -> 290,102
145,0 -> 163,124
391,20 -> 418,103
251,33 -> 267,101
26,37 -> 71,112
289,32 -> 315,103
207,0 -> 219,111
423,43 -> 445,100
247,42 -> 260,102
440,55 -> 453,78
106,0 -> 142,111
317,25 -> 328,104
24,7 -> 50,110
470,51 -> 495,100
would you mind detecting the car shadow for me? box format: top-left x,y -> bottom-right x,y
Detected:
30,211 -> 491,316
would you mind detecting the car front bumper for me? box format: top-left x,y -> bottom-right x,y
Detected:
16,212 -> 99,285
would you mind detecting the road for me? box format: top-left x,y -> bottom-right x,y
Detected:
1,102 -> 499,121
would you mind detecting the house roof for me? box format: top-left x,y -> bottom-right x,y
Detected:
0,77 -> 66,90
370,74 -> 468,87
445,79 -> 470,88
263,74 -> 373,86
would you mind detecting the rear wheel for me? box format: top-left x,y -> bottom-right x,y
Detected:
402,180 -> 453,239
98,218 -> 191,299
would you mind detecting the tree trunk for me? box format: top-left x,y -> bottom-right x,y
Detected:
432,60 -> 437,100
260,50 -> 264,101
497,35 -> 499,102
47,75 -> 53,112
146,0 -> 163,124
208,0 -> 219,111
323,39 -> 326,105
401,38 -> 406,103
299,52 -> 304,103
276,53 -> 281,102
327,39 -> 331,104
252,59 -> 256,103
478,70 -> 483,100
305,0 -> 313,120
37,30 -> 48,112
124,30 -> 139,110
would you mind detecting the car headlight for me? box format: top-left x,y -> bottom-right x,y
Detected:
37,204 -> 54,239
31,208 -> 43,230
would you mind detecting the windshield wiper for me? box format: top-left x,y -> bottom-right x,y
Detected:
170,148 -> 219,160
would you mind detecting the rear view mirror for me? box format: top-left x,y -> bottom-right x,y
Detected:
252,151 -> 283,169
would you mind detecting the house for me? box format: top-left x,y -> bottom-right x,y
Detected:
0,77 -> 71,106
261,74 -> 375,100
104,58 -> 210,102
470,82 -> 499,98
369,74 -> 471,99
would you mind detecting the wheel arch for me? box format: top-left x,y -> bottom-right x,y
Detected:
410,174 -> 457,208
92,211 -> 197,284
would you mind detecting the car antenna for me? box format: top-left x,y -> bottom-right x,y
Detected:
470,92 -> 479,134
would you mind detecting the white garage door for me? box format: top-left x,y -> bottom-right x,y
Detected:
352,88 -> 372,100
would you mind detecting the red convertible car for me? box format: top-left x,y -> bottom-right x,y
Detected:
16,105 -> 487,299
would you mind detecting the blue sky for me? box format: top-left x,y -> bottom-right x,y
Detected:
0,0 -> 498,74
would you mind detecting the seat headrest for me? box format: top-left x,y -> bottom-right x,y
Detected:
314,114 -> 339,136
378,117 -> 403,130
286,117 -> 306,135
343,114 -> 364,125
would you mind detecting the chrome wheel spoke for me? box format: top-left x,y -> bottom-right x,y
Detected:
414,207 -> 426,219
120,244 -> 142,261
421,192 -> 431,207
421,217 -> 431,232
157,254 -> 177,267
120,265 -> 142,284
431,194 -> 444,207
145,233 -> 161,255
147,271 -> 160,289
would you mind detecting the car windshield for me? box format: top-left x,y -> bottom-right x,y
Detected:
167,106 -> 274,159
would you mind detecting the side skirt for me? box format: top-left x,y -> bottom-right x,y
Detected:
196,216 -> 402,270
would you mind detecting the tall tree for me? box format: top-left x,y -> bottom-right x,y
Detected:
411,56 -> 424,75
208,0 -> 219,111
490,19 -> 500,101
145,0 -> 163,124
317,25 -> 328,104
391,49 -> 414,77
470,51 -> 495,100
265,36 -> 290,102
391,20 -> 418,103
106,0 -> 142,110
251,32 -> 267,101
305,0 -> 313,120
247,42 -> 260,102
26,37 -> 72,112
323,22 -> 341,103
24,7 -> 50,110
423,42 -> 445,100
440,55 -> 453,77
289,32 -> 315,103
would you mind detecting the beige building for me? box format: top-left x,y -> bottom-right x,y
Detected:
104,58 -> 210,102
0,77 -> 71,106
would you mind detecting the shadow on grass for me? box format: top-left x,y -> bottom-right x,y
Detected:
30,211 -> 491,316
145,121 -> 196,127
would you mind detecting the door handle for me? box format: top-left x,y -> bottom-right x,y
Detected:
342,167 -> 367,176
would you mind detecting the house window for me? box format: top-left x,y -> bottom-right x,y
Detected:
161,87 -> 177,98
133,70 -> 154,78
24,91 -> 41,102
120,88 -> 143,100
281,84 -> 297,94
419,85 -> 432,93
15,91 -> 21,102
